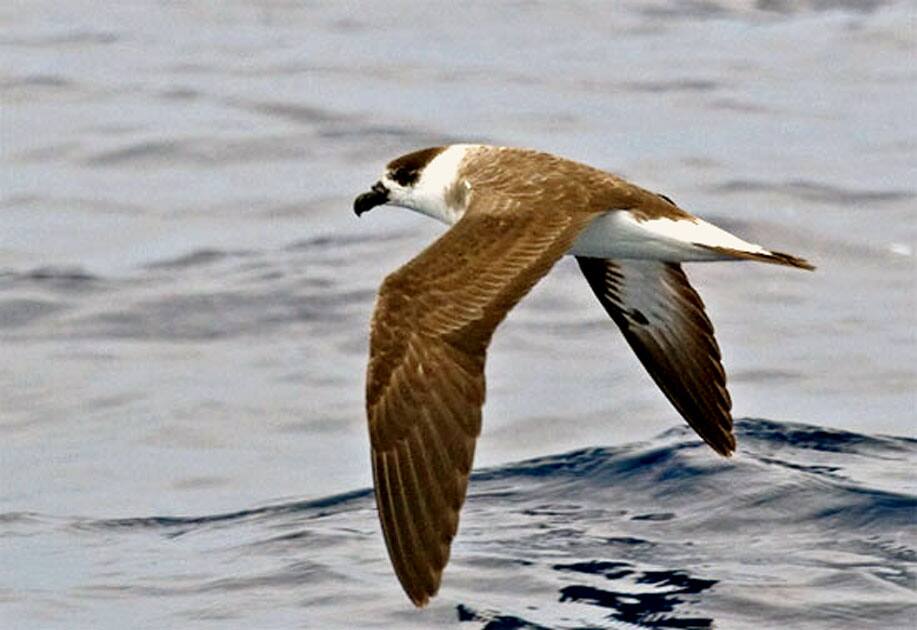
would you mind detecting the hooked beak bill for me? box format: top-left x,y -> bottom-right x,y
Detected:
354,182 -> 389,217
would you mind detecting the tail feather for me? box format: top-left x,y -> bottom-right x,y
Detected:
697,244 -> 815,271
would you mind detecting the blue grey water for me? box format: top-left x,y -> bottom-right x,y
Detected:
1,1 -> 914,628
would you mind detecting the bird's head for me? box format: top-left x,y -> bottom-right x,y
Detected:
353,145 -> 471,225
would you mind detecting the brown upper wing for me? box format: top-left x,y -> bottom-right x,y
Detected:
368,195 -> 597,606
576,257 -> 736,456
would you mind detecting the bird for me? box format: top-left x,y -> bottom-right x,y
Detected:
353,144 -> 814,606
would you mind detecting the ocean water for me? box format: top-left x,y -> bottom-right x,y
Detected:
3,420 -> 915,629
1,1 -> 915,628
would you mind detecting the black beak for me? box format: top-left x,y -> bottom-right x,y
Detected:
353,182 -> 389,217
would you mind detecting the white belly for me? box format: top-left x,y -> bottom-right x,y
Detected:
569,210 -> 766,261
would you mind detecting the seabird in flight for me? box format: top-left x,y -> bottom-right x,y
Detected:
353,144 -> 813,606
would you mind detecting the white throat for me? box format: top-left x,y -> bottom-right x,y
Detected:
399,144 -> 475,225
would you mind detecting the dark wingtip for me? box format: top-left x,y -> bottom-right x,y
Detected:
716,437 -> 737,458
704,428 -> 736,458
404,582 -> 433,607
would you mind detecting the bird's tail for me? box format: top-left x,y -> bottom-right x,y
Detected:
695,244 -> 815,270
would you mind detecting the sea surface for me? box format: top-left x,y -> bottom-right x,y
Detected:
1,1 -> 915,628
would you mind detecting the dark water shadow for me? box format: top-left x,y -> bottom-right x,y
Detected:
556,562 -> 717,629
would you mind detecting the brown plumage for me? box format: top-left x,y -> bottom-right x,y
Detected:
357,144 -> 814,606
367,192 -> 600,605
695,244 -> 816,271
576,257 -> 735,455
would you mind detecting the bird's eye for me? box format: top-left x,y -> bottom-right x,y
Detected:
390,167 -> 414,186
